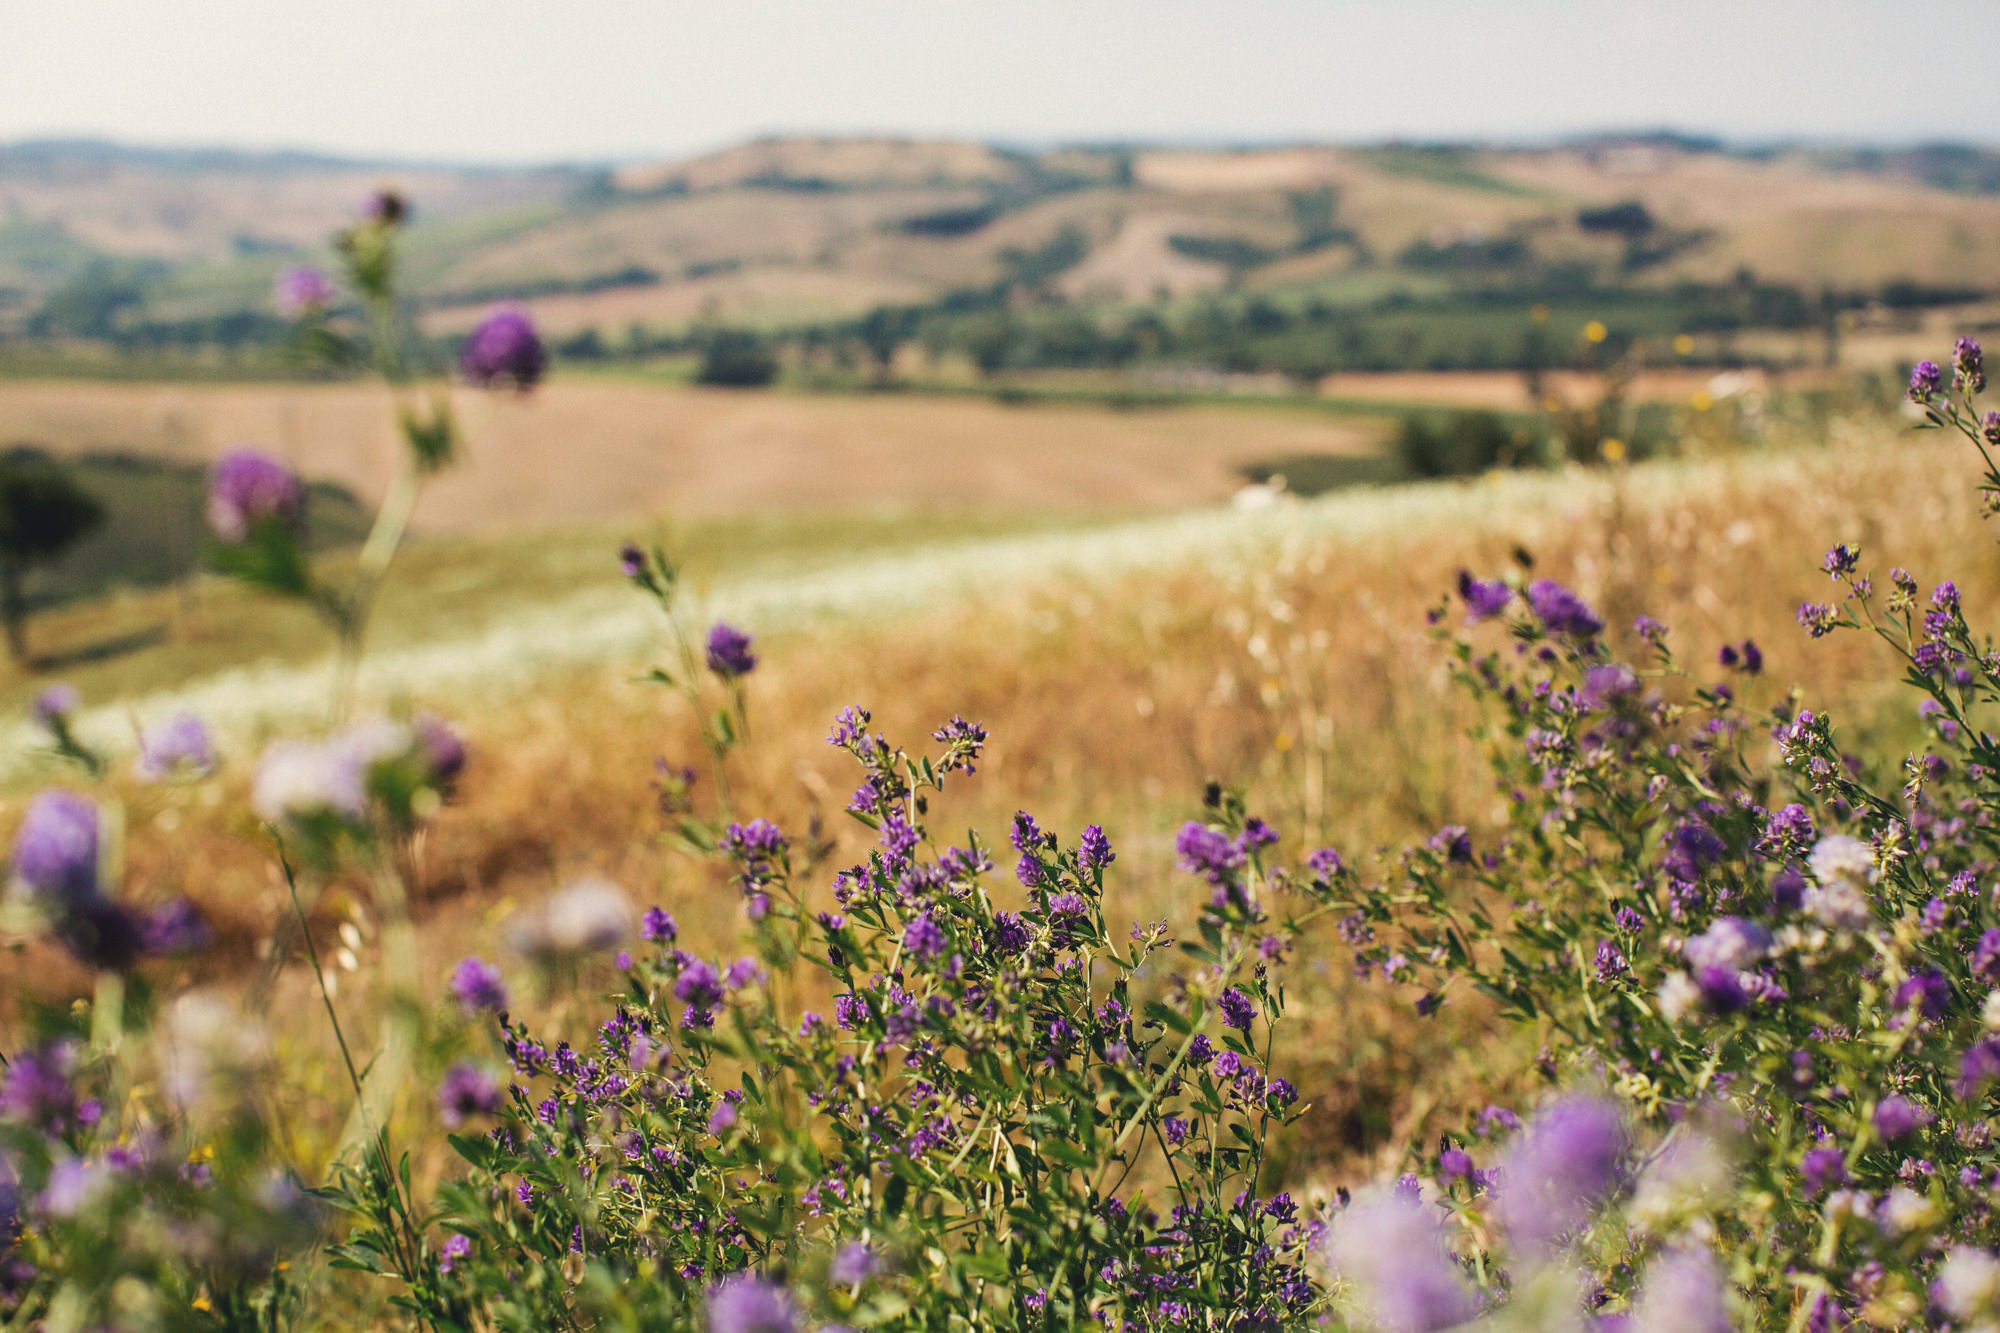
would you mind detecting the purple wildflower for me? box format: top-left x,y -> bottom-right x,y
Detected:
450,957 -> 509,1015
30,683 -> 77,728
1873,1095 -> 1931,1141
1217,987 -> 1257,1032
274,266 -> 335,317
1957,336 -> 1985,393
458,308 -> 547,388
829,1241 -> 878,1286
1078,824 -> 1114,872
1800,1148 -> 1846,1195
1909,360 -> 1943,403
1528,579 -> 1603,638
1324,1188 -> 1475,1333
705,622 -> 757,678
206,449 -> 305,543
642,907 -> 678,944
1456,572 -> 1512,622
706,1273 -> 798,1333
902,913 -> 947,963
10,790 -> 99,905
135,711 -> 216,781
437,1233 -> 471,1274
1496,1095 -> 1628,1254
438,1064 -> 500,1128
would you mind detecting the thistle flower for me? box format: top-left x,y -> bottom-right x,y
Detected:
706,1273 -> 797,1333
206,449 -> 305,543
135,711 -> 217,781
459,308 -> 546,388
450,957 -> 509,1015
1323,1188 -> 1474,1333
705,622 -> 758,678
274,266 -> 336,317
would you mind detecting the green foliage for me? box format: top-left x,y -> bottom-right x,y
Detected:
695,330 -> 779,387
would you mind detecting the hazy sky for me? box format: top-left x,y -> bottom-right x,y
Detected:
5,1 -> 1994,163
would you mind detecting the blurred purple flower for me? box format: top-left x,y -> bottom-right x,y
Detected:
29,684 -> 77,729
705,622 -> 758,678
459,308 -> 546,388
1323,1187 -> 1474,1333
135,711 -> 216,781
450,957 -> 509,1015
274,266 -> 335,317
206,448 -> 305,543
1456,571 -> 1512,623
1629,1245 -> 1731,1333
1497,1095 -> 1628,1255
706,1273 -> 797,1333
1909,360 -> 1943,403
142,899 -> 211,956
1528,580 -> 1603,638
438,1064 -> 500,1128
10,790 -> 100,906
829,1241 -> 878,1286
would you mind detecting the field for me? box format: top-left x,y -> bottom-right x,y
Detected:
12,133 -> 2000,1328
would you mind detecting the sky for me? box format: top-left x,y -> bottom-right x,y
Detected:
4,1 -> 1996,164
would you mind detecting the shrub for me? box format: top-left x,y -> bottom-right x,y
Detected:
697,331 -> 780,388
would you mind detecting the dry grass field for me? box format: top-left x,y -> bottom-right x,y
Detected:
0,377 -> 1393,531
0,398 -> 1974,1185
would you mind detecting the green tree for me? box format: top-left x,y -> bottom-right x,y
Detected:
0,449 -> 106,662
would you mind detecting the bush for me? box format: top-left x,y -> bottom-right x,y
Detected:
1393,410 -> 1537,478
696,331 -> 779,388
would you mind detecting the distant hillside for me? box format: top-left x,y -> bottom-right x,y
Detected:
5,132 -> 2000,359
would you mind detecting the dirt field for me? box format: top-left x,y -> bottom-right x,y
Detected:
0,378 -> 1391,534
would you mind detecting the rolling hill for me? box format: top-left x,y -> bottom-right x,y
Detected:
5,132 -> 2000,347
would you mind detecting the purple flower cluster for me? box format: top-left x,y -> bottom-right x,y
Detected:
458,308 -> 547,388
206,448 -> 305,543
705,622 -> 758,678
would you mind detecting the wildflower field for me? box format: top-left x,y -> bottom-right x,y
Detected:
9,196 -> 2000,1333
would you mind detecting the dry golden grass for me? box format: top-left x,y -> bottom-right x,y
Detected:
4,411 -> 1982,1192
0,377 -> 1392,532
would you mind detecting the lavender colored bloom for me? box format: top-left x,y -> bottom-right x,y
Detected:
1796,601 -> 1837,638
1800,1148 -> 1846,1195
1528,579 -> 1603,638
1437,1146 -> 1474,1185
902,913 -> 947,963
1985,410 -> 2000,446
38,1158 -> 107,1219
458,308 -> 547,388
829,1241 -> 878,1286
206,448 -> 305,543
706,1274 -> 798,1333
30,684 -> 77,728
1218,987 -> 1257,1032
619,543 -> 646,578
141,899 -> 211,956
642,907 -> 678,944
274,266 -> 335,317
708,1101 -> 737,1135
1935,1247 -> 2000,1322
437,1233 -> 471,1274
1581,663 -> 1639,708
0,1045 -> 76,1130
135,711 -> 216,781
10,790 -> 99,905
1324,1188 -> 1475,1333
704,622 -> 757,678
1079,824 -> 1115,872
1957,336 -> 1986,393
1175,822 -> 1243,884
1909,359 -> 1943,403
675,959 -> 724,1013
990,911 -> 1029,955
1892,968 -> 1950,1021
1873,1094 -> 1931,1141
1456,571 -> 1512,622
1822,544 -> 1858,578
1629,1246 -> 1732,1333
450,957 -> 509,1015
1497,1095 -> 1627,1254
438,1063 -> 500,1128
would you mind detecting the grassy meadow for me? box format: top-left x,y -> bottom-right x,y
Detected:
0,377 -> 1967,1209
